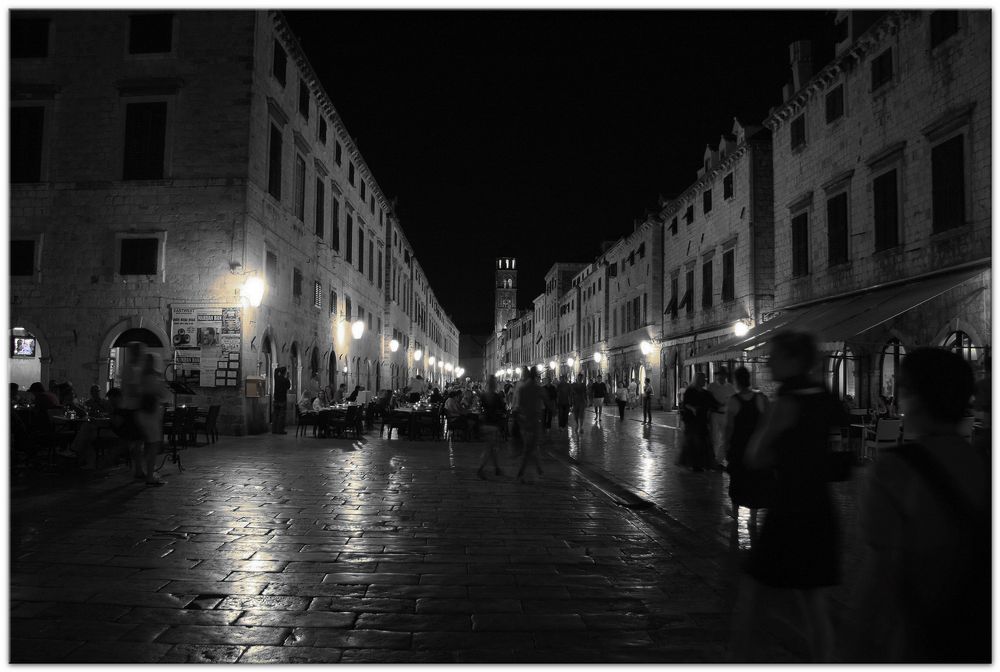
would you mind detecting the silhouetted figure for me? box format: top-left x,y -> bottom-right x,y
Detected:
724,367 -> 772,536
515,366 -> 544,483
848,348 -> 989,662
272,367 -> 291,434
678,373 -> 716,471
476,375 -> 506,480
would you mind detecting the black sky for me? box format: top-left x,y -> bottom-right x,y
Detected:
284,10 -> 838,335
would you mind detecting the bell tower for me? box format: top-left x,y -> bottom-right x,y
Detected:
495,257 -> 517,335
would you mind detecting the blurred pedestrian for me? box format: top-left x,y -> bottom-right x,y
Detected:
708,369 -> 736,467
615,381 -> 628,421
731,332 -> 843,662
677,373 -> 716,471
641,377 -> 653,424
272,367 -> 290,434
543,376 -> 557,429
571,373 -> 588,432
476,375 -> 506,480
627,377 -> 638,409
590,375 -> 607,426
134,352 -> 168,486
515,366 -> 544,483
723,367 -> 771,534
847,348 -> 989,662
556,374 -> 571,428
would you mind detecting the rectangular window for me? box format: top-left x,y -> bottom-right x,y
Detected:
370,195 -> 375,215
292,268 -> 302,304
335,141 -> 343,166
318,117 -> 327,145
360,180 -> 367,201
636,296 -> 643,326
266,251 -> 278,291
790,114 -> 806,149
723,173 -> 734,199
703,189 -> 712,214
931,134 -> 966,233
684,205 -> 694,224
272,39 -> 287,86
314,179 -> 324,239
331,197 -> 341,251
128,13 -> 173,54
10,240 -> 35,276
348,161 -> 355,186
123,102 -> 167,180
377,250 -> 383,289
825,84 -> 845,123
669,276 -> 678,318
930,11 -> 959,49
826,192 -> 849,264
368,241 -> 374,284
358,228 -> 365,273
11,106 -> 44,183
313,281 -> 322,309
685,270 -> 695,315
345,215 -> 353,262
11,17 -> 49,58
873,170 -> 899,250
871,48 -> 893,91
722,250 -> 735,302
345,295 -> 352,319
670,217 -> 678,235
791,212 -> 809,277
701,260 -> 713,308
330,290 -> 337,316
267,124 -> 282,200
293,154 -> 306,221
119,238 -> 158,275
298,78 -> 309,120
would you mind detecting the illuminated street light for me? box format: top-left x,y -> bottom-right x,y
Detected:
428,355 -> 436,366
445,363 -> 453,372
639,340 -> 652,355
351,320 -> 365,339
734,320 -> 750,337
593,352 -> 603,364
549,360 -> 557,369
438,361 -> 444,369
389,339 -> 400,352
240,276 -> 265,307
506,368 -> 513,377
414,349 -> 423,361
567,357 -> 575,367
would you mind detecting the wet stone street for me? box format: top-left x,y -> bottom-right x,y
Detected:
9,417 -> 854,663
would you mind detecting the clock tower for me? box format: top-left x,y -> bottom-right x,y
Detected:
495,257 -> 517,334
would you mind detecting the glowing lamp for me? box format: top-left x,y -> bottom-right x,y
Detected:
445,363 -> 453,372
734,320 -> 750,337
639,340 -> 652,355
593,352 -> 603,364
567,357 -> 575,367
438,361 -> 444,369
389,339 -> 400,352
549,360 -> 557,369
240,276 -> 265,307
414,349 -> 423,361
428,355 -> 436,366
351,320 -> 365,339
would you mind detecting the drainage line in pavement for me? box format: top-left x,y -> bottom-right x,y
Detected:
545,449 -> 655,510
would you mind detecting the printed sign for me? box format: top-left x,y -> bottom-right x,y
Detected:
171,305 -> 242,388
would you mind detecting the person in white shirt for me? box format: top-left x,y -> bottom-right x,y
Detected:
707,369 -> 736,468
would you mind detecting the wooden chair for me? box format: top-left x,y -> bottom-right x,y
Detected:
295,407 -> 317,437
864,417 -> 901,460
342,405 -> 364,438
194,404 -> 221,444
381,410 -> 410,439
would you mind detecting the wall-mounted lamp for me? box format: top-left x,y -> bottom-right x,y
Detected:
428,355 -> 436,367
566,357 -> 575,367
389,339 -> 400,352
593,352 -> 603,364
734,319 -> 751,337
639,340 -> 653,356
414,349 -> 423,362
351,320 -> 365,340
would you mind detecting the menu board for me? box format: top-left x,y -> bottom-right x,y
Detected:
171,305 -> 242,388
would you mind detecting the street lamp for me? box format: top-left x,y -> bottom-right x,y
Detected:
428,355 -> 436,367
351,320 -> 365,340
389,339 -> 400,352
445,362 -> 453,372
734,320 -> 750,337
593,352 -> 603,364
414,349 -> 423,362
639,340 -> 652,356
549,360 -> 557,370
240,276 -> 265,308
567,357 -> 575,367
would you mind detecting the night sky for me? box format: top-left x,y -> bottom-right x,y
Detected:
284,10 -> 839,335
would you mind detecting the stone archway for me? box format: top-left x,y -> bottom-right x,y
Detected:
98,318 -> 170,390
8,323 -> 49,390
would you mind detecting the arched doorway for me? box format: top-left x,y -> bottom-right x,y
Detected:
9,327 -> 43,390
880,338 -> 906,399
827,347 -> 857,402
109,328 -> 165,389
943,330 -> 979,363
260,333 -> 275,397
309,347 -> 320,391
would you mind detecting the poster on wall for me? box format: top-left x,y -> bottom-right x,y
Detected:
171,305 -> 242,388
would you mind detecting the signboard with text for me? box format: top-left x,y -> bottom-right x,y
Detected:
171,305 -> 242,388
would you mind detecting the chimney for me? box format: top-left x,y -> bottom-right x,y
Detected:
789,40 -> 813,93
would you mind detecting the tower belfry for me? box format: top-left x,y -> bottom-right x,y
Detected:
495,257 -> 517,334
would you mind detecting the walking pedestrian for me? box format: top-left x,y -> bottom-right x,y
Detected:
476,375 -> 506,480
272,367 -> 290,434
614,381 -> 628,421
642,378 -> 653,424
627,378 -> 638,409
708,369 -> 736,467
723,367 -> 771,535
677,373 -> 716,470
133,352 -> 168,486
847,348 -> 989,662
730,331 -> 843,662
543,376 -> 557,429
515,366 -> 544,483
555,374 -> 571,428
570,374 -> 588,432
589,375 -> 607,426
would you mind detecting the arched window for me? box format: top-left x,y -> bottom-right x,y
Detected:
880,338 -> 906,399
943,330 -> 978,363
827,348 -> 857,402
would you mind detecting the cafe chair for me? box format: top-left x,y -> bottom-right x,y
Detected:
194,404 -> 221,445
381,410 -> 410,439
445,414 -> 473,442
295,407 -> 317,438
864,417 -> 901,461
342,405 -> 364,438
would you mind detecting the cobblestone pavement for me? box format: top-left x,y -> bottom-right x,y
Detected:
10,430 -> 808,663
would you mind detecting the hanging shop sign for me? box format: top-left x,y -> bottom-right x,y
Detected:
171,305 -> 242,388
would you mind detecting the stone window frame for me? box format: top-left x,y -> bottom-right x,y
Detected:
866,141 -> 906,253
822,169 -> 854,268
293,152 -> 307,223
923,104 -> 974,236
11,15 -> 52,59
788,192 -> 813,279
113,230 -> 167,284
723,172 -> 734,200
313,280 -> 322,310
825,82 -> 846,125
271,38 -> 287,87
10,99 -> 52,183
119,94 -> 176,181
125,12 -> 177,60
10,234 -> 44,284
870,46 -> 895,94
265,248 -> 279,298
929,10 -> 961,51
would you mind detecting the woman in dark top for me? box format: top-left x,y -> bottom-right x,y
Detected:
677,373 -> 716,470
346,385 -> 361,402
731,332 -> 843,662
724,366 -> 772,536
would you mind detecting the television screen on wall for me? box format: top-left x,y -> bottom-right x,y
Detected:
11,337 -> 35,358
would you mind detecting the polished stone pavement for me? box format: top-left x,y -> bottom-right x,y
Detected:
10,422 -> 825,663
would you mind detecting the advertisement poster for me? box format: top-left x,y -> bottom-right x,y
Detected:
171,305 -> 242,388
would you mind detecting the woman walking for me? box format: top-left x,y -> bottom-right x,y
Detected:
615,381 -> 628,421
723,367 -> 771,536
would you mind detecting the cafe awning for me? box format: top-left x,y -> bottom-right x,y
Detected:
687,266 -> 985,364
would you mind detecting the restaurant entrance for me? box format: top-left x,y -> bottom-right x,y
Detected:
107,328 -> 165,391
9,326 -> 44,390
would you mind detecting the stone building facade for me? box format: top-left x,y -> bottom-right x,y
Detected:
9,10 -> 459,433
750,10 -> 990,402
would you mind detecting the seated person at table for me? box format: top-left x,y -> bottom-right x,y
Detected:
346,385 -> 362,403
405,375 -> 427,403
334,383 -> 347,404
429,387 -> 444,405
85,385 -> 112,417
29,381 -> 60,412
297,392 -> 315,415
312,389 -> 329,411
445,391 -> 478,435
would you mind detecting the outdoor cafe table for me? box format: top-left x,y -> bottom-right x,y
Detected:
392,405 -> 444,440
